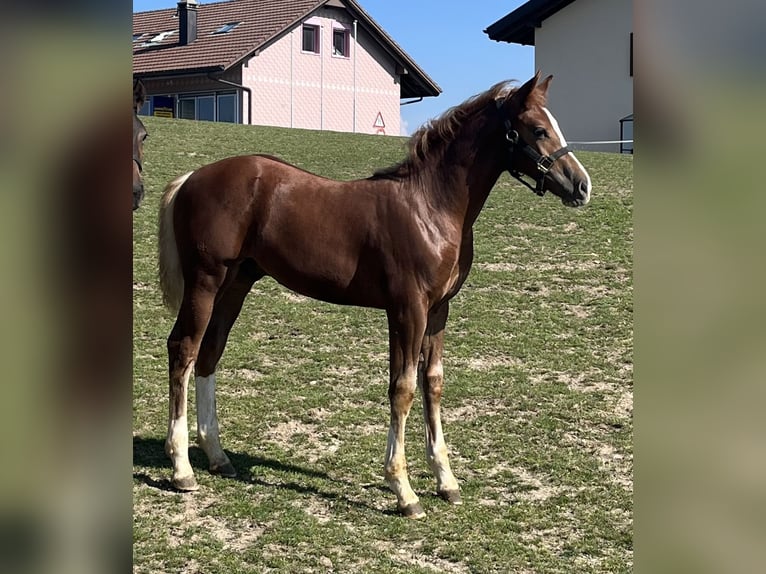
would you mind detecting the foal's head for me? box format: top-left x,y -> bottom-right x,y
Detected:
133,79 -> 147,211
497,72 -> 591,207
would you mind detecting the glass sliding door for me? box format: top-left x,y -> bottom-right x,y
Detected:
217,93 -> 237,123
175,92 -> 239,123
197,96 -> 215,122
178,98 -> 196,120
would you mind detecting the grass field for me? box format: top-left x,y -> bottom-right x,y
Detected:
133,116 -> 633,573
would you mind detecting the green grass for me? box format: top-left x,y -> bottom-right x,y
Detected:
134,116 -> 633,573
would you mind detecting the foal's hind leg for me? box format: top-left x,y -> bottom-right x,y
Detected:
420,302 -> 461,504
195,264 -> 262,479
385,301 -> 428,518
166,268 -> 226,491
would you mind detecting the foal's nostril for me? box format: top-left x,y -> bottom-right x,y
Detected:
578,180 -> 589,197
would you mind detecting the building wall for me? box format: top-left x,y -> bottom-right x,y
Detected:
241,6 -> 401,135
535,0 -> 632,152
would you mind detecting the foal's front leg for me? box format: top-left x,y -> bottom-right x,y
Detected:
420,303 -> 461,504
385,304 -> 427,518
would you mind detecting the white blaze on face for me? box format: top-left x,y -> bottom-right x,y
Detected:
543,107 -> 592,201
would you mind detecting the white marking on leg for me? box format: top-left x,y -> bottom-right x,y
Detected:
196,374 -> 232,471
427,427 -> 460,494
167,415 -> 192,472
543,107 -> 592,203
167,361 -> 195,484
384,367 -> 420,510
422,362 -> 460,495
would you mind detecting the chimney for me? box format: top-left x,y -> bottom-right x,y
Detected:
178,0 -> 199,46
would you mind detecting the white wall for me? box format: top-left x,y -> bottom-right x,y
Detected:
535,0 -> 632,152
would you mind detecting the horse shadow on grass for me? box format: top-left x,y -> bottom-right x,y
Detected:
132,436 -> 394,514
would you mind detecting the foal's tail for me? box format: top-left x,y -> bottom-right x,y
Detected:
158,171 -> 194,314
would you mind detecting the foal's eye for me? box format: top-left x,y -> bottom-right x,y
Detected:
533,127 -> 548,139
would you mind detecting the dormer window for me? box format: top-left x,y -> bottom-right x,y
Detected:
213,22 -> 241,35
146,30 -> 177,44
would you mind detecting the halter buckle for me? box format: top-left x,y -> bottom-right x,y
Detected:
536,155 -> 554,174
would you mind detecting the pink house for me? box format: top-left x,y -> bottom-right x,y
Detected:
133,0 -> 440,136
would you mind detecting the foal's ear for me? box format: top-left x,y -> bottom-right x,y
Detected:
134,78 -> 146,111
507,71 -> 542,111
538,74 -> 553,101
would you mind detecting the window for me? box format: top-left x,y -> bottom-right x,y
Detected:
302,24 -> 319,53
133,33 -> 146,43
333,28 -> 349,57
213,22 -> 241,35
217,93 -> 238,123
179,98 -> 196,120
197,96 -> 215,122
177,93 -> 238,123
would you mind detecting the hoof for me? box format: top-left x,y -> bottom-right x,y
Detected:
210,462 -> 237,478
438,489 -> 463,505
399,502 -> 426,520
172,475 -> 199,492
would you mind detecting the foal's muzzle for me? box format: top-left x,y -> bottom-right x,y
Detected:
561,178 -> 590,207
133,157 -> 144,211
133,184 -> 144,211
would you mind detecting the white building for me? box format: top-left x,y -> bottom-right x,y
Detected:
486,0 -> 633,153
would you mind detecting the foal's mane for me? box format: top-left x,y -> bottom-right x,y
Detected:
371,80 -> 527,181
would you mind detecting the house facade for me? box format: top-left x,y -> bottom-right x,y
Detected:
485,0 -> 632,153
133,0 -> 440,136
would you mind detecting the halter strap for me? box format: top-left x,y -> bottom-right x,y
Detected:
496,100 -> 571,196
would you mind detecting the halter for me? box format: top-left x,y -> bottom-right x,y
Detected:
497,101 -> 572,196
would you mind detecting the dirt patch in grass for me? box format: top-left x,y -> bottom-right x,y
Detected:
441,398 -> 507,423
453,355 -> 525,372
298,495 -> 333,524
562,431 -> 632,492
509,466 -> 570,502
266,419 -> 342,463
372,540 -> 470,574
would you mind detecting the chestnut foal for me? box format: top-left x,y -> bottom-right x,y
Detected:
158,72 -> 591,518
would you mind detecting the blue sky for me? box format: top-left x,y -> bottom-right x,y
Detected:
133,1 -> 533,134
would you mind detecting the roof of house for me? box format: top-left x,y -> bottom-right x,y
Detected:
484,0 -> 576,46
133,0 -> 440,99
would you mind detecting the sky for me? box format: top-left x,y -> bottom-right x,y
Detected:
132,0 -> 534,134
